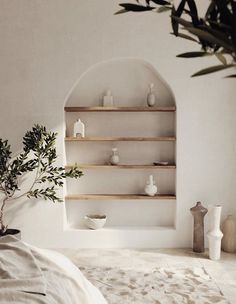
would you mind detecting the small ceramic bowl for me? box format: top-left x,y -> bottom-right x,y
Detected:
84,215 -> 107,230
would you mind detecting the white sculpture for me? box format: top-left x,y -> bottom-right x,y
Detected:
103,90 -> 114,107
147,83 -> 156,107
207,205 -> 223,260
145,175 -> 157,196
73,119 -> 85,138
110,147 -> 119,165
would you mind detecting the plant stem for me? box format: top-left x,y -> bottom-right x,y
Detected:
11,154 -> 42,201
0,197 -> 8,232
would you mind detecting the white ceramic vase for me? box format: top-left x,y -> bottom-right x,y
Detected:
103,90 -> 114,107
110,147 -> 119,165
207,205 -> 223,260
147,83 -> 156,107
145,175 -> 157,196
73,119 -> 85,138
222,215 -> 236,253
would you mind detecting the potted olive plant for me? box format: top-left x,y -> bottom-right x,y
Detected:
0,124 -> 83,237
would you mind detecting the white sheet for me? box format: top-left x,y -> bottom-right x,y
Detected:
0,236 -> 107,304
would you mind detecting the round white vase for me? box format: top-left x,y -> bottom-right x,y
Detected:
110,148 -> 119,165
147,83 -> 156,107
207,205 -> 223,260
144,175 -> 157,196
222,215 -> 236,253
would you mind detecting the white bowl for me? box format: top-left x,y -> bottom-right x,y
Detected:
84,215 -> 107,230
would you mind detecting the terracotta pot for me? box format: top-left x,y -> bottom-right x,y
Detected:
0,229 -> 21,240
222,215 -> 236,253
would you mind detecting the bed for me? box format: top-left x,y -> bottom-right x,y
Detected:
0,235 -> 107,304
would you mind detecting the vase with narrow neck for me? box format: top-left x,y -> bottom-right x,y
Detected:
207,205 -> 223,260
144,175 -> 157,197
190,202 -> 208,253
147,83 -> 156,107
110,147 -> 119,165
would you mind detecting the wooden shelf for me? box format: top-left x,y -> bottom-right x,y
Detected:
65,194 -> 176,200
66,164 -> 176,169
64,106 -> 176,112
65,136 -> 176,142
67,226 -> 175,231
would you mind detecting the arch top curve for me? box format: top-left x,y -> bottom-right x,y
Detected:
65,58 -> 176,107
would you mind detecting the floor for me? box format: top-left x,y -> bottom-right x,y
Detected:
56,248 -> 236,304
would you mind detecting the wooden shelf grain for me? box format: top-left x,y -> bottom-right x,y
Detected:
65,164 -> 176,169
65,194 -> 176,200
64,106 -> 176,112
67,226 -> 175,231
65,136 -> 176,142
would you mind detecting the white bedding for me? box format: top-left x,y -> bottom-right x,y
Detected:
0,236 -> 107,304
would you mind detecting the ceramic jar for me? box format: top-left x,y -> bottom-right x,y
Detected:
103,90 -> 114,107
84,215 -> 107,230
147,83 -> 156,107
207,205 -> 223,260
110,147 -> 119,165
222,215 -> 236,253
73,119 -> 85,138
145,175 -> 157,196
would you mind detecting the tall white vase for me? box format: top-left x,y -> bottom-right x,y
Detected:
207,205 -> 223,260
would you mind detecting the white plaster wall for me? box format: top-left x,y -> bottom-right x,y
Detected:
0,0 -> 236,248
65,58 -> 177,230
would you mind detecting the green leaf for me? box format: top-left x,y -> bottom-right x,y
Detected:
215,53 -> 227,65
208,20 -> 231,31
186,0 -> 199,26
157,6 -> 171,13
199,24 -> 233,46
177,51 -> 209,58
119,3 -> 155,12
171,32 -> 198,42
191,64 -> 235,77
114,9 -> 129,15
176,0 -> 186,17
171,6 -> 178,36
172,15 -> 201,43
205,0 -> 216,19
150,0 -> 170,5
224,74 -> 236,78
184,27 -> 235,52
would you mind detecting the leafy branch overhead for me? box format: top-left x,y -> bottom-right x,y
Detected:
0,125 -> 83,234
116,0 -> 236,77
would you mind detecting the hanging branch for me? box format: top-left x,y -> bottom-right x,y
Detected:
116,0 -> 236,77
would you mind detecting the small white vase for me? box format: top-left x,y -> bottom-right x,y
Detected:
103,90 -> 114,107
110,147 -> 119,165
147,83 -> 156,107
222,215 -> 236,253
73,119 -> 85,138
207,205 -> 223,260
145,175 -> 157,196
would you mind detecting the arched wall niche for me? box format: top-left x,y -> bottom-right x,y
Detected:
64,58 -> 177,244
65,58 -> 176,107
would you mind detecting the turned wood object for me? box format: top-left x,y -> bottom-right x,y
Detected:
190,202 -> 208,253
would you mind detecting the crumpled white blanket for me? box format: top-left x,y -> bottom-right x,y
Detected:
0,235 -> 107,304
